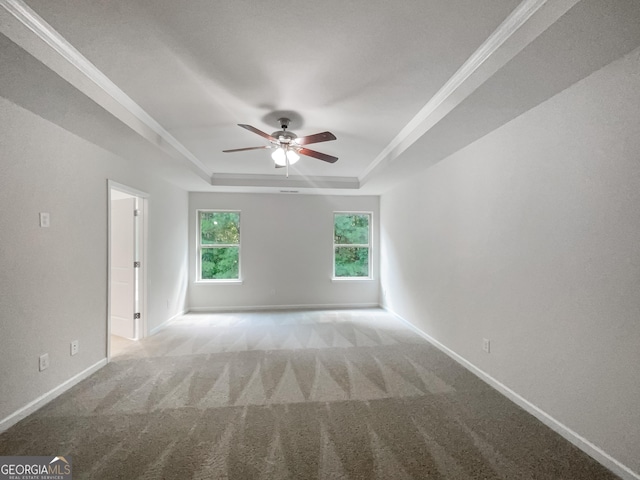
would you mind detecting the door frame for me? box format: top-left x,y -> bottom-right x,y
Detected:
107,180 -> 149,361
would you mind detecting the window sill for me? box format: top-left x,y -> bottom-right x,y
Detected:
331,277 -> 374,282
195,279 -> 244,285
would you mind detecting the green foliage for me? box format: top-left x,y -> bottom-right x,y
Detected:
335,247 -> 369,277
334,214 -> 370,277
200,212 -> 240,279
201,247 -> 239,279
200,212 -> 240,245
334,214 -> 369,244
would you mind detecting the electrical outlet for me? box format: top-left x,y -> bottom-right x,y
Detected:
70,340 -> 79,356
39,353 -> 49,371
482,338 -> 491,353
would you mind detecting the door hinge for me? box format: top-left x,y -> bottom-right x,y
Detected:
134,261 -> 141,268
134,312 -> 141,320
134,209 -> 140,216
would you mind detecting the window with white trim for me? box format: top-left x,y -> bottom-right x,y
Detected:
333,212 -> 371,278
198,210 -> 241,281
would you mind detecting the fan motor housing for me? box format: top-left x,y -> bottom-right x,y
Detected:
271,130 -> 297,143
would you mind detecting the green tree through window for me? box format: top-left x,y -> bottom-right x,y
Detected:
199,211 -> 240,280
334,213 -> 371,277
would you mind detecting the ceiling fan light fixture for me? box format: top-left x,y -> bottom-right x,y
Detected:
272,147 -> 300,166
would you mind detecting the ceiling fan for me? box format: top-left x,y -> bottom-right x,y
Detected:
223,118 -> 338,175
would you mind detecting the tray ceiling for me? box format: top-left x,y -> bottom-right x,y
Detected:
1,0 -> 640,194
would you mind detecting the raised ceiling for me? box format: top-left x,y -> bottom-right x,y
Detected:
1,0 -> 640,194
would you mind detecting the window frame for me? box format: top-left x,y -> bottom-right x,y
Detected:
332,211 -> 373,281
196,209 -> 242,283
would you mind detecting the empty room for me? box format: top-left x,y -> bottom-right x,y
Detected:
1,0 -> 639,479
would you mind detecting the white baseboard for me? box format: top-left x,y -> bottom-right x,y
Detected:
149,310 -> 188,335
383,306 -> 640,480
0,359 -> 107,433
188,303 -> 380,313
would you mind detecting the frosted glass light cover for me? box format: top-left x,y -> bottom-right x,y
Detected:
271,148 -> 286,166
286,150 -> 300,164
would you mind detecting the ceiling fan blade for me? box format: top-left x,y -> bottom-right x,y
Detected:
275,164 -> 285,169
298,147 -> 338,163
238,124 -> 277,142
222,146 -> 272,153
295,131 -> 337,146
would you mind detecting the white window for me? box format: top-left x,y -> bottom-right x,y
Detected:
197,210 -> 241,281
333,212 -> 372,278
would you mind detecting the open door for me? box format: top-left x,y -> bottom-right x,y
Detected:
110,196 -> 137,339
108,182 -> 147,357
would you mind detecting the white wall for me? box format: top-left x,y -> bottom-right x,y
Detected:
189,193 -> 379,310
380,47 -> 640,477
0,97 -> 188,425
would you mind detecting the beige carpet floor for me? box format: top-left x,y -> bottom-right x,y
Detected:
0,308 -> 619,479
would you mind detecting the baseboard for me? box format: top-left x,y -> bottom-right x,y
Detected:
188,303 -> 380,313
0,359 -> 107,433
383,306 -> 640,480
149,309 -> 188,336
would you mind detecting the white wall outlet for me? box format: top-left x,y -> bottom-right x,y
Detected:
39,212 -> 50,228
482,338 -> 491,353
70,340 -> 79,356
39,353 -> 49,371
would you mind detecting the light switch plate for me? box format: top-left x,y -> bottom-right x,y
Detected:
39,353 -> 49,371
39,212 -> 50,228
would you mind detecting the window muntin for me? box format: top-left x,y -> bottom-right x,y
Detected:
198,210 -> 240,281
334,212 -> 371,278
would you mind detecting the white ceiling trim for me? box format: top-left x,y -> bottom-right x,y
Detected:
359,0 -> 580,187
0,0 -> 212,181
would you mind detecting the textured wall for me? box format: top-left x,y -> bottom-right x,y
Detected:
0,97 -> 188,423
189,193 -> 379,310
380,47 -> 640,475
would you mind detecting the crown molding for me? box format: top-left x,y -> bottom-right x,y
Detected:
359,0 -> 581,186
0,0 -> 212,182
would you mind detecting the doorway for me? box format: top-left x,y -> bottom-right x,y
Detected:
108,181 -> 148,359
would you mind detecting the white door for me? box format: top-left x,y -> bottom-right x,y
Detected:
110,197 -> 136,339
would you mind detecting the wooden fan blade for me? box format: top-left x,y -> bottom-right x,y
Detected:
223,146 -> 271,153
298,147 -> 338,163
295,131 -> 336,146
238,124 -> 277,142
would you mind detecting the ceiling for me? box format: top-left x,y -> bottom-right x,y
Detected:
1,0 -> 640,194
